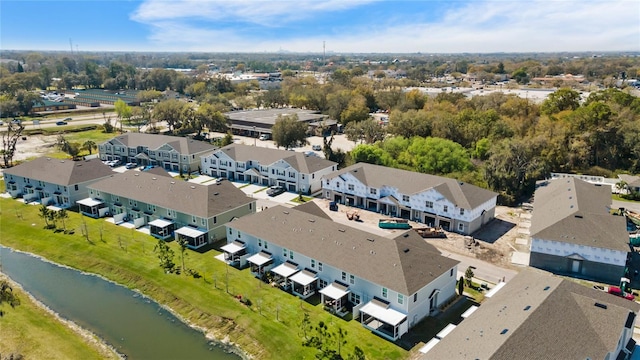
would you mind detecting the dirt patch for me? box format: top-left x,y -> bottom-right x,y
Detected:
9,134 -> 59,162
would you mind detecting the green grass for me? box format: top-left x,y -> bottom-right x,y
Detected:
0,196 -> 408,360
291,195 -> 314,204
613,194 -> 640,203
0,276 -> 119,360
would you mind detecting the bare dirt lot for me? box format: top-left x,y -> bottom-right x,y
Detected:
311,198 -> 528,271
12,134 -> 59,162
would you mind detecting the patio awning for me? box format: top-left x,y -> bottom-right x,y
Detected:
290,270 -> 317,286
378,195 -> 400,206
360,300 -> 407,327
175,226 -> 206,238
247,251 -> 272,266
46,205 -> 62,212
76,197 -> 103,207
148,218 -> 173,228
220,241 -> 246,254
244,168 -> 261,176
319,282 -> 350,300
271,262 -> 299,278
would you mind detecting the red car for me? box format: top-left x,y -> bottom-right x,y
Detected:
607,286 -> 635,301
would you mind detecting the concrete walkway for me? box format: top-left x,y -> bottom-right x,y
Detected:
443,251 -> 519,285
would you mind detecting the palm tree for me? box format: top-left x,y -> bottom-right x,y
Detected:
83,140 -> 96,155
38,204 -> 51,228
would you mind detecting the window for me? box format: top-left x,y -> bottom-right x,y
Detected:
402,195 -> 409,202
370,188 -> 377,195
348,184 -> 354,191
349,274 -> 355,285
213,216 -> 217,224
249,203 -> 252,210
336,182 -> 340,188
382,288 -> 388,298
458,223 -> 464,232
459,208 -> 465,215
167,209 -> 176,218
258,239 -> 262,247
229,228 -> 232,235
201,218 -> 206,226
341,272 -> 347,281
74,184 -> 79,191
289,250 -> 294,260
192,215 -> 197,223
413,293 -> 418,302
264,241 -> 268,249
318,262 -> 323,271
398,294 -> 404,304
283,248 -> 288,257
302,174 -> 305,180
426,201 -> 433,208
450,269 -> 454,276
319,279 -> 328,289
443,205 -> 448,213
350,293 -> 361,305
311,259 -> 316,268
238,232 -> 241,239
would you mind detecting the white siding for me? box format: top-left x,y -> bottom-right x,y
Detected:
530,238 -> 627,266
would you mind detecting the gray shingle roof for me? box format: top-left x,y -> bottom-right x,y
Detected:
225,108 -> 326,125
216,144 -> 336,174
326,163 -> 497,209
422,269 -> 640,360
228,205 -> 459,295
102,133 -> 215,155
4,157 -> 113,185
88,173 -> 253,218
531,178 -> 629,251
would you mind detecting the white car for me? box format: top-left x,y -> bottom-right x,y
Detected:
312,144 -> 322,151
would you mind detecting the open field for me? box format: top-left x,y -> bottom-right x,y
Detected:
0,275 -> 120,360
0,194 -> 410,360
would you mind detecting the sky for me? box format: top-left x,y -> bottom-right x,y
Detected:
1,0 -> 639,54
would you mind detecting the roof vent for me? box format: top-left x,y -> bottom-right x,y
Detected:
543,286 -> 550,291
403,248 -> 410,253
523,305 -> 531,311
594,302 -> 608,310
214,192 -> 219,196
134,173 -> 139,176
574,214 -> 583,219
403,233 -> 409,238
152,177 -> 157,180
338,228 -> 346,232
190,185 -> 196,189
500,329 -> 509,335
283,211 -> 289,214
367,238 -> 375,242
308,219 -> 315,223
170,181 -> 175,184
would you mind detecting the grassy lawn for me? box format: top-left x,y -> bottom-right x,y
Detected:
291,195 -> 314,204
0,196 -> 408,360
0,276 -> 119,360
613,194 -> 640,203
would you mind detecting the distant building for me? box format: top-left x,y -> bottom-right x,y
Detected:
224,108 -> 337,137
98,133 -> 215,173
529,178 -> 629,284
421,269 -> 639,360
322,163 -> 498,235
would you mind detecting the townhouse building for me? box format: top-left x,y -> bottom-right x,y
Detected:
422,269 -> 640,360
79,171 -> 255,248
201,144 -> 337,194
223,205 -> 459,341
98,133 -> 215,173
323,163 -> 498,235
3,157 -> 114,208
529,178 -> 630,284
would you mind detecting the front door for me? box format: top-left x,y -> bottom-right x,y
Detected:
572,260 -> 580,273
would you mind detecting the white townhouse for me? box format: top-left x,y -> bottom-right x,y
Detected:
3,157 -> 114,208
529,178 -> 630,284
323,163 -> 498,235
98,133 -> 216,173
80,171 -> 255,249
223,205 -> 459,341
201,144 -> 337,194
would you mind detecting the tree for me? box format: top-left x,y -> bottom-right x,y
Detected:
0,280 -> 21,316
57,209 -> 69,232
0,121 -> 25,167
464,266 -> 474,286
458,276 -> 465,295
38,204 -> 52,228
221,132 -> 234,146
299,312 -> 312,340
271,114 -> 308,149
114,99 -> 132,132
153,99 -> 187,133
541,88 -> 581,115
154,239 -> 176,273
83,140 -> 96,155
177,236 -> 188,273
511,67 -> 529,84
347,346 -> 366,360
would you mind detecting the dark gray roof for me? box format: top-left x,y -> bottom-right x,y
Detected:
216,144 -> 336,174
618,174 -> 640,188
294,201 -> 333,221
102,133 -> 215,155
88,173 -> 253,218
4,157 -> 113,185
531,178 -> 629,251
326,163 -> 497,209
225,109 -> 326,125
228,205 -> 459,295
422,269 -> 640,360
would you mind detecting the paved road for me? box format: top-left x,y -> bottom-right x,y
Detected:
439,251 -> 519,285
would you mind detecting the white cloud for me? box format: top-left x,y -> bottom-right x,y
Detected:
132,0 -> 640,52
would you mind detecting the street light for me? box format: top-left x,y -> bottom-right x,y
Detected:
253,126 -> 256,146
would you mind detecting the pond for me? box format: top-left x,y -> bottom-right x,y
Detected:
0,246 -> 241,360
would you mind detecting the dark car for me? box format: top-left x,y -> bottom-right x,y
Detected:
267,186 -> 286,197
56,121 -> 67,126
329,201 -> 338,211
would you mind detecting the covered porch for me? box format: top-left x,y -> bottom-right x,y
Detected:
270,261 -> 299,290
247,251 -> 274,278
243,168 -> 261,184
175,226 -> 208,250
77,198 -> 109,218
148,218 -> 175,240
378,195 -> 399,217
290,269 -> 318,299
359,299 -> 407,341
220,240 -> 247,268
319,281 -> 350,317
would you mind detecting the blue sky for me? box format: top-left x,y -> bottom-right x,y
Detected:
1,0 -> 638,53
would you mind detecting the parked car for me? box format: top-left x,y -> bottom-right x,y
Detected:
607,286 -> 635,301
0,121 -> 4,126
329,201 -> 338,211
267,186 -> 286,197
141,165 -> 155,171
108,160 -> 121,167
259,134 -> 271,141
125,162 -> 137,169
312,144 -> 322,151
64,117 -> 72,121
56,121 -> 67,126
